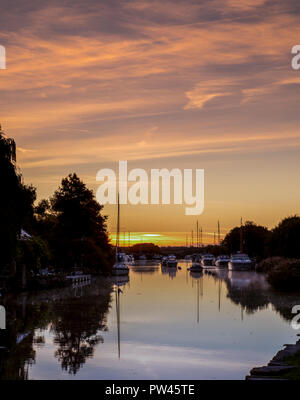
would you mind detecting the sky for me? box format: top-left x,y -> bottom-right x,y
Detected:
0,0 -> 300,245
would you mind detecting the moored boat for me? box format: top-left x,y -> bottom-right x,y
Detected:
200,254 -> 215,268
215,255 -> 230,268
167,255 -> 178,268
161,256 -> 168,266
228,253 -> 252,271
112,194 -> 129,276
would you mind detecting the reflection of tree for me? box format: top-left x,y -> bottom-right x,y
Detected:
52,304 -> 104,374
51,285 -> 111,375
0,331 -> 35,380
222,271 -> 300,320
226,284 -> 270,314
0,298 -> 50,379
0,278 -> 113,378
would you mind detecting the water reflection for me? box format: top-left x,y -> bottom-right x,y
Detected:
0,262 -> 300,380
112,274 -> 130,359
189,271 -> 203,323
161,265 -> 177,279
0,279 -> 112,379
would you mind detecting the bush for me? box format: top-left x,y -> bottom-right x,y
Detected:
266,258 -> 300,291
256,257 -> 286,273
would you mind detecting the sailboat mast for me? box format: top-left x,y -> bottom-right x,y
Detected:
116,193 -> 120,261
240,217 -> 243,253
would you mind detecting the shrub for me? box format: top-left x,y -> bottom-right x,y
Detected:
266,258 -> 300,291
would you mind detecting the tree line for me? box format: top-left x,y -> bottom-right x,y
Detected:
0,126 -> 113,288
222,218 -> 300,260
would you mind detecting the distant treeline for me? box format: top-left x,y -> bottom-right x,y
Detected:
0,126 -> 113,288
123,219 -> 300,261
222,218 -> 300,260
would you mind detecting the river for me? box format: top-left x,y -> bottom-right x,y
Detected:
0,261 -> 299,380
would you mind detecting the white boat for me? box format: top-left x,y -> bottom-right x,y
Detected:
112,194 -> 129,276
215,255 -> 230,268
127,254 -> 134,263
166,255 -> 178,268
161,256 -> 168,266
228,253 -> 252,271
200,254 -> 215,268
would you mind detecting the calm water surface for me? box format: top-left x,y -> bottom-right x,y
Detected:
1,261 -> 300,380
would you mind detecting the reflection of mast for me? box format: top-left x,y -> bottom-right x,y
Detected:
116,193 -> 120,262
201,275 -> 203,297
197,279 -> 199,323
240,218 -> 243,253
115,288 -> 121,359
218,279 -> 221,311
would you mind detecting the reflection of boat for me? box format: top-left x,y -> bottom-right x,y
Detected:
112,194 -> 129,276
161,256 -> 168,266
227,270 -> 265,289
228,253 -> 252,271
115,286 -> 122,359
189,270 -> 203,323
189,263 -> 203,272
201,254 -> 215,268
161,265 -> 177,278
111,274 -> 130,288
215,255 -> 230,268
131,264 -> 158,274
167,255 -> 178,268
189,270 -> 203,279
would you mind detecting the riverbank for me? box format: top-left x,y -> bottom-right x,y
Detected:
246,337 -> 300,380
0,270 -> 106,296
256,257 -> 300,292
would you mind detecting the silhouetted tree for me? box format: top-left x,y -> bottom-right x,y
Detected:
222,221 -> 271,258
131,243 -> 160,255
0,125 -> 36,271
48,173 -> 112,271
270,216 -> 300,258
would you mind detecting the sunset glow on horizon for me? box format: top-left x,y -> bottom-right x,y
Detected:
109,231 -> 226,247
